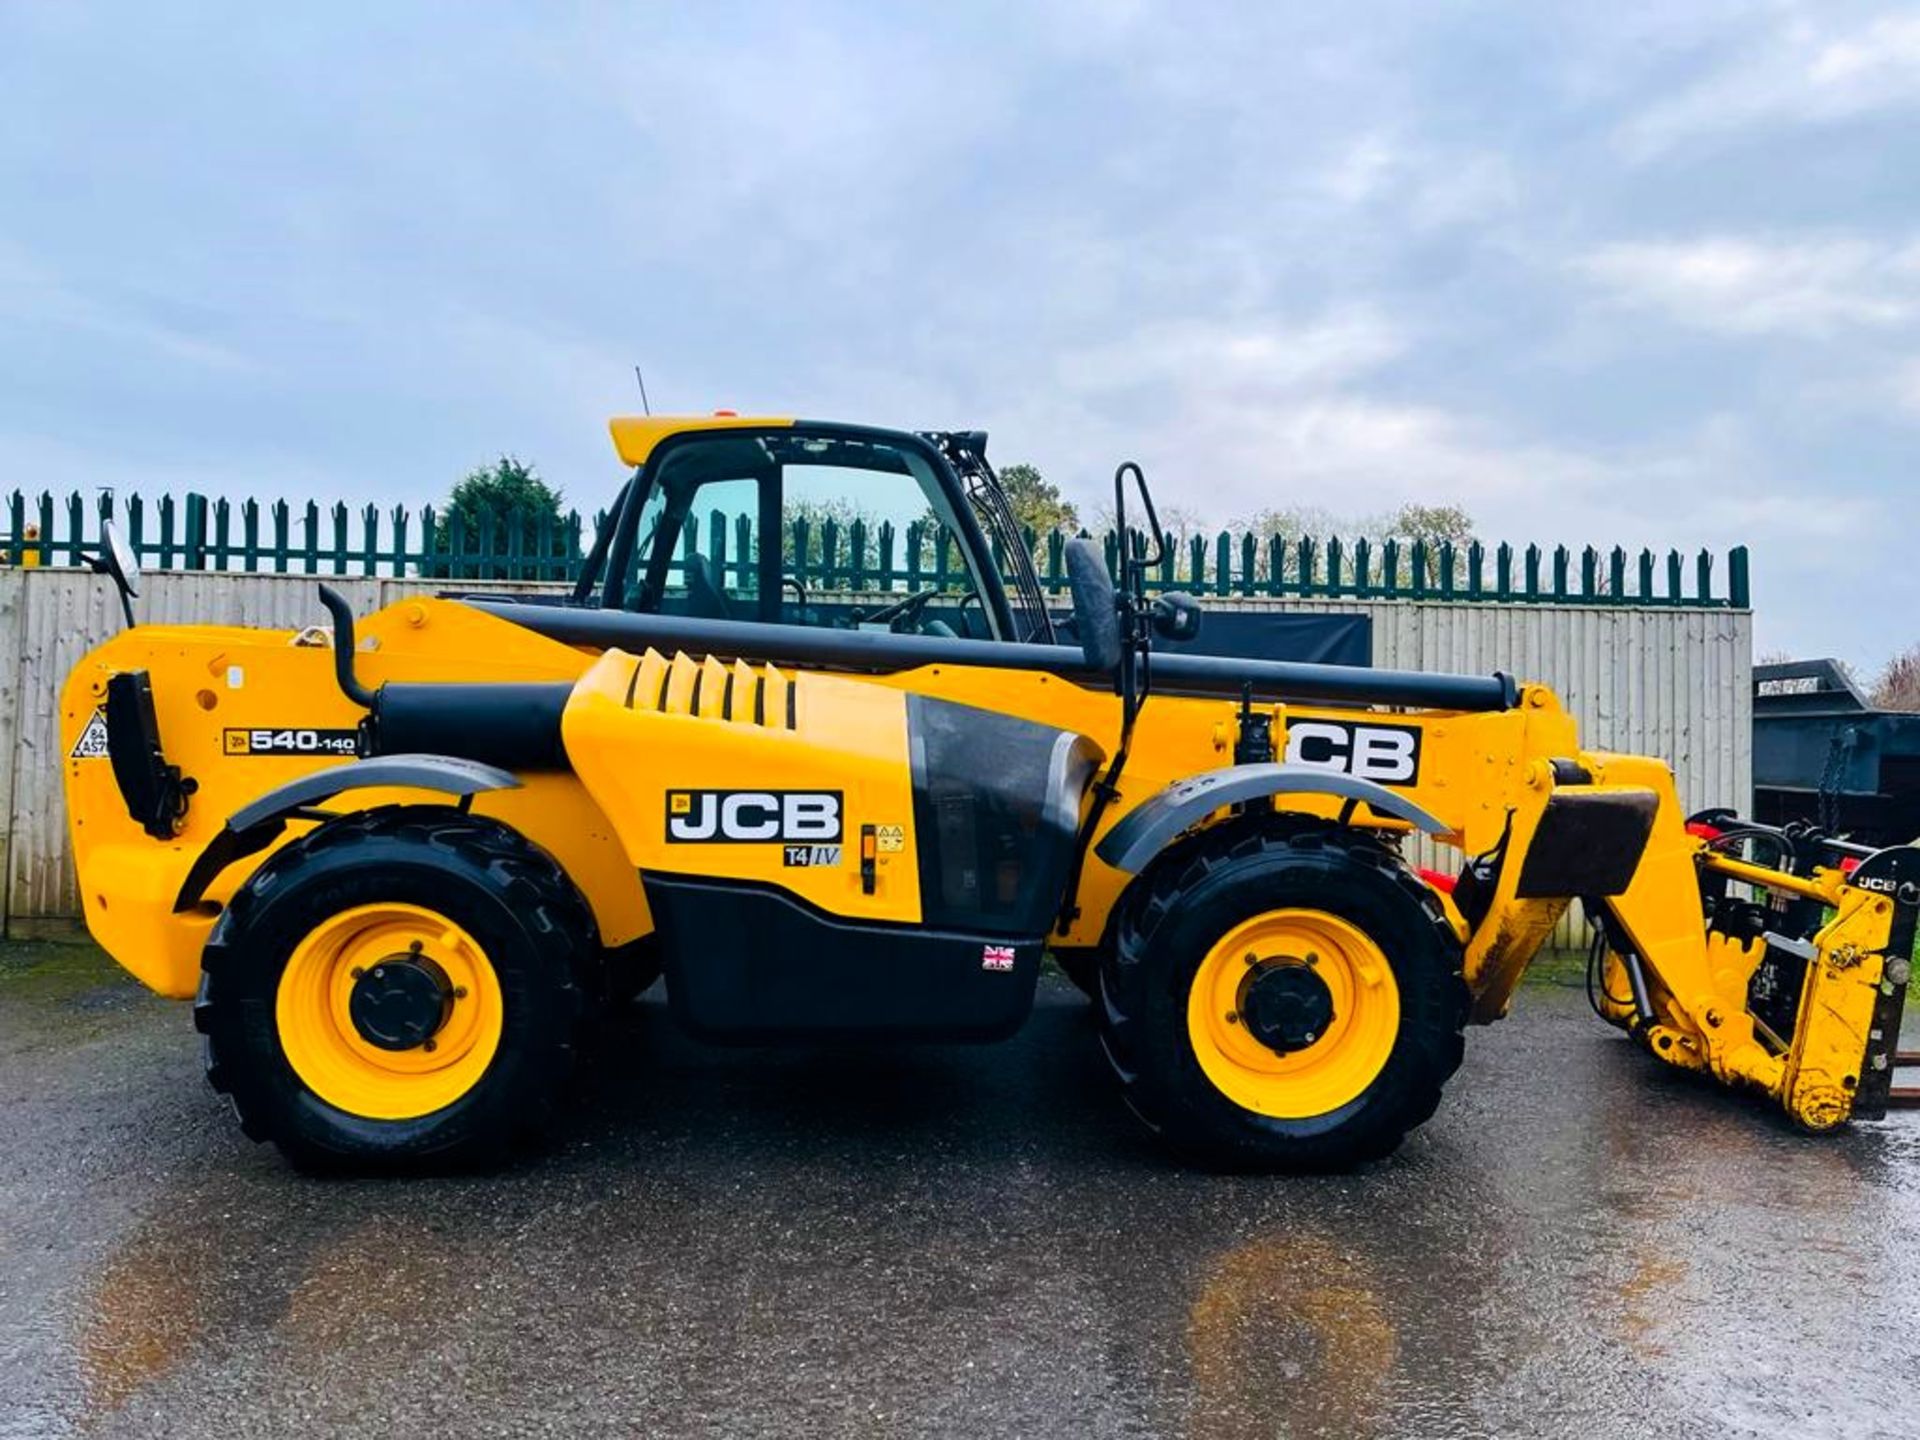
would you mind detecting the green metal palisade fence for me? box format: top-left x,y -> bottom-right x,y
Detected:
0,490 -> 1751,608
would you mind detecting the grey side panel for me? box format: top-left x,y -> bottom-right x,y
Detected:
1095,763 -> 1448,874
226,754 -> 521,831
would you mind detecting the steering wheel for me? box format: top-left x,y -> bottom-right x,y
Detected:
859,587 -> 939,632
782,576 -> 809,607
956,588 -> 984,635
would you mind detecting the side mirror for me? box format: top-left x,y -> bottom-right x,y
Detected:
1150,591 -> 1203,645
1063,538 -> 1121,672
88,520 -> 140,627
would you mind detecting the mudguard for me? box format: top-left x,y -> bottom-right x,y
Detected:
173,754 -> 521,912
1095,763 -> 1449,874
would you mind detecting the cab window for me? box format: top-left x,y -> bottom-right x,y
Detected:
617,430 -> 998,639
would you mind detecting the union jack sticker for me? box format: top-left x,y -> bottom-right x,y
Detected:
981,944 -> 1017,972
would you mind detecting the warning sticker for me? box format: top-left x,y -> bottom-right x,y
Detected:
875,824 -> 906,854
70,709 -> 111,759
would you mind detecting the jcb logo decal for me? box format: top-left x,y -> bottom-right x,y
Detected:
1284,720 -> 1421,785
666,789 -> 843,843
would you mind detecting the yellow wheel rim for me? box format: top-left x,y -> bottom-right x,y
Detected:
275,903 -> 504,1121
1186,909 -> 1400,1119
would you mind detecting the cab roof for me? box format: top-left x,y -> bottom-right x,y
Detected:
607,415 -> 794,467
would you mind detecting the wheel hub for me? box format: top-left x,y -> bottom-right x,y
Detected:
1240,962 -> 1336,1055
348,952 -> 453,1051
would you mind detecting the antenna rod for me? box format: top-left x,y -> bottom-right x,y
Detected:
633,366 -> 652,416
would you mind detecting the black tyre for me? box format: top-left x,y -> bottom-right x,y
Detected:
1100,823 -> 1466,1171
195,806 -> 594,1171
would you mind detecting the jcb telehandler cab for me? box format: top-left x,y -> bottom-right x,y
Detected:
62,415 -> 1920,1171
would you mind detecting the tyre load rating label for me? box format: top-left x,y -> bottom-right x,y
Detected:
224,727 -> 360,757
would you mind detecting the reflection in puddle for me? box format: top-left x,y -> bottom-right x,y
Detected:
1616,1253 -> 1686,1360
1186,1233 -> 1396,1440
71,1193 -> 471,1428
76,1228 -> 208,1421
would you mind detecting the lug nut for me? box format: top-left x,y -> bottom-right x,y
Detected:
453,986 -> 468,1000
350,967 -> 365,979
1225,1012 -> 1239,1025
423,1038 -> 437,1053
1243,951 -> 1259,967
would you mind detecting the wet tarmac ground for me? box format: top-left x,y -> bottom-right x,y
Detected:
2,941 -> 1918,1440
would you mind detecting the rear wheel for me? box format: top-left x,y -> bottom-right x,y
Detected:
1100,824 -> 1466,1170
196,806 -> 593,1170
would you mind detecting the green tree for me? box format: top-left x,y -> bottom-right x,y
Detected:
1237,505 -> 1348,541
1383,502 -> 1475,586
1228,501 -> 1476,586
997,463 -> 1079,537
433,456 -> 567,578
1385,502 -> 1474,549
784,496 -> 883,573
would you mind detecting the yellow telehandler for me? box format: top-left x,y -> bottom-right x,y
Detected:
59,416 -> 1920,1169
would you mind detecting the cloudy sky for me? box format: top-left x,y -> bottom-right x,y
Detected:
4,2 -> 1917,665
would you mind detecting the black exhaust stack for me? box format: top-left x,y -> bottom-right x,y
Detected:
316,585 -> 572,771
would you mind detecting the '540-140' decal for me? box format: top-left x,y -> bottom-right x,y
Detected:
223,727 -> 360,757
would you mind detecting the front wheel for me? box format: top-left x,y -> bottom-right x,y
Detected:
195,806 -> 593,1170
1099,824 -> 1467,1171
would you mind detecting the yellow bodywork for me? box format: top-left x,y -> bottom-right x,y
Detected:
59,585 -> 1907,1137
60,600 -> 643,998
562,648 -> 928,922
607,414 -> 794,466
64,592 -> 1580,997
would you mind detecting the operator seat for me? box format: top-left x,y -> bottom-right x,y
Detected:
684,553 -> 735,622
